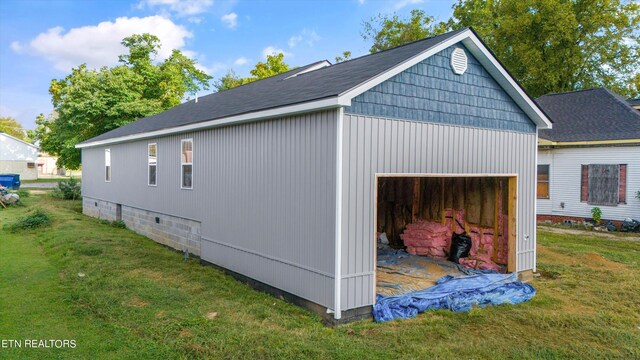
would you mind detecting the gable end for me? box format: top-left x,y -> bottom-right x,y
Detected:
344,44 -> 537,133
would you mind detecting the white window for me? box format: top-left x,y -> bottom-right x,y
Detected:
105,149 -> 111,182
148,143 -> 157,186
181,139 -> 193,189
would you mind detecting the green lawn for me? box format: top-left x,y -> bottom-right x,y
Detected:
1,195 -> 638,359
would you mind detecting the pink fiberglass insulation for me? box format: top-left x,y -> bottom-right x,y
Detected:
401,220 -> 452,259
400,207 -> 509,271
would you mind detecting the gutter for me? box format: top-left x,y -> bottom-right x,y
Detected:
76,97 -> 346,149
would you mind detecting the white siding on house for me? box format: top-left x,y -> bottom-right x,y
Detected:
0,133 -> 39,180
0,133 -> 38,161
537,146 -> 640,221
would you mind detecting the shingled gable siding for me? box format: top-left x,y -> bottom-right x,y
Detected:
345,44 -> 536,133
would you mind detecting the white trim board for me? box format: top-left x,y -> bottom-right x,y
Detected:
76,28 -> 551,149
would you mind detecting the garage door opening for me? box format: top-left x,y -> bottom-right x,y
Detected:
375,175 -> 516,297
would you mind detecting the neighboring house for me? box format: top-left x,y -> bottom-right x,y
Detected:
628,98 -> 640,111
536,88 -> 640,223
0,132 -> 38,180
77,28 -> 551,323
37,152 -> 65,176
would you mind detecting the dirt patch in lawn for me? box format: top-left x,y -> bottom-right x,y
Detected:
179,329 -> 193,338
537,246 -> 625,271
539,226 -> 640,241
125,296 -> 149,308
124,268 -> 204,292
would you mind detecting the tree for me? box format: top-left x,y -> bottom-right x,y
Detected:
335,51 -> 352,63
361,1 -> 640,98
451,0 -> 640,98
362,9 -> 449,53
0,116 -> 26,140
38,33 -> 211,169
214,53 -> 291,91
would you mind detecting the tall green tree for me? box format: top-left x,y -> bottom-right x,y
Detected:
0,116 -> 26,140
38,33 -> 211,169
362,1 -> 640,98
214,53 -> 291,91
362,9 -> 449,53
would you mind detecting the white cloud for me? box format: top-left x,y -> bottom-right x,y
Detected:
221,12 -> 238,29
288,35 -> 302,48
11,16 -> 192,72
394,0 -> 424,10
233,56 -> 248,66
262,46 -> 291,59
9,41 -> 23,53
137,0 -> 213,17
357,0 -> 365,4
287,29 -> 321,48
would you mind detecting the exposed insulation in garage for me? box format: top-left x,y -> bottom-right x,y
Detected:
376,176 -> 512,271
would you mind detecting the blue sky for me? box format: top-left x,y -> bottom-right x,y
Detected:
0,0 -> 457,130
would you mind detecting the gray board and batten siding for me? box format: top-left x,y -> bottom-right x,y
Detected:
80,31 -> 545,319
338,116 -> 537,310
82,110 -> 340,308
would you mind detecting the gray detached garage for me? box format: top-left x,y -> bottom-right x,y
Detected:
77,28 -> 551,322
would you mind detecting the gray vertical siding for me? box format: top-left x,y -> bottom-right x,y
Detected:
82,110 -> 339,308
339,114 -> 538,310
345,45 -> 536,133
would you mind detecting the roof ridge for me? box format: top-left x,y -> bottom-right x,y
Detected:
205,60 -> 329,96
323,27 -> 470,69
537,88 -> 603,98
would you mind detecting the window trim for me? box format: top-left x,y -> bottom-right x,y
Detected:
536,164 -> 550,199
148,143 -> 157,187
105,148 -> 111,182
180,138 -> 193,190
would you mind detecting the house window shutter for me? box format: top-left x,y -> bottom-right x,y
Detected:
619,164 -> 627,203
581,165 -> 588,202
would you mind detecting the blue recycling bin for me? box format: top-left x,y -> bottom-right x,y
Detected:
0,174 -> 20,190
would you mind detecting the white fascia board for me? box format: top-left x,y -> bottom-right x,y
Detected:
337,29 -> 553,130
76,97 -> 342,149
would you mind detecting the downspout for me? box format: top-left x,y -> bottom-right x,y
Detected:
533,128 -> 538,273
333,107 -> 344,320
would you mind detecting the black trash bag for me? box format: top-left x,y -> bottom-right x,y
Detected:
449,232 -> 472,264
604,221 -> 617,232
620,218 -> 640,232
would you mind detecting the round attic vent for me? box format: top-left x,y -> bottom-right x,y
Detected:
450,48 -> 468,75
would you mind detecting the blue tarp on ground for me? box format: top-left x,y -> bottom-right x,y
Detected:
373,272 -> 536,322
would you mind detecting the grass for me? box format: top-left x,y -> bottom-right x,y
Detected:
0,194 -> 639,359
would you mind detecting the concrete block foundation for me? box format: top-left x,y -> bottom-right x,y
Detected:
83,197 -> 201,256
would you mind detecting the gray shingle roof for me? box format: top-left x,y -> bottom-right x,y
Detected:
82,28 -> 469,144
536,88 -> 640,142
